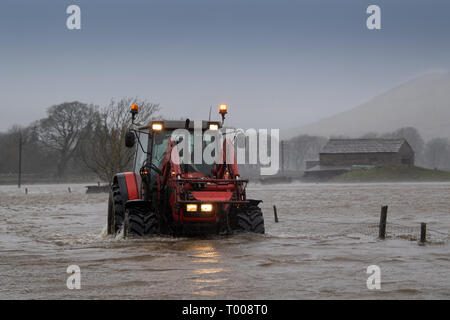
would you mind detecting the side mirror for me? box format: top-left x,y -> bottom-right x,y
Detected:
125,130 -> 136,148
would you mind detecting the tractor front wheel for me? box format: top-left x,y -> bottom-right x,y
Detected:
123,205 -> 159,237
107,183 -> 124,235
235,205 -> 265,234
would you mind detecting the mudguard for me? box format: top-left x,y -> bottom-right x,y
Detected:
124,199 -> 150,210
112,172 -> 142,204
247,199 -> 263,206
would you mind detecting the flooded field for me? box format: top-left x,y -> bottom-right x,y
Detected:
0,182 -> 449,299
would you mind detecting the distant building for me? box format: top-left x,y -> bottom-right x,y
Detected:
304,138 -> 415,179
320,138 -> 415,166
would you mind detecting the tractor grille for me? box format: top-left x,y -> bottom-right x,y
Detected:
183,209 -> 215,218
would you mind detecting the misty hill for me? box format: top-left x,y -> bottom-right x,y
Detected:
285,73 -> 450,140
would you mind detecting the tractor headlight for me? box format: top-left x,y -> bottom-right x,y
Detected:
208,123 -> 219,131
186,204 -> 198,212
152,122 -> 163,131
200,204 -> 213,212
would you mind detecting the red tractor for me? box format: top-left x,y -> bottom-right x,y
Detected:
107,104 -> 265,237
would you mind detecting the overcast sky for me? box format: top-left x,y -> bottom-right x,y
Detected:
1,0 -> 449,131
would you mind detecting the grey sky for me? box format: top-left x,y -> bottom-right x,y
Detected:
1,0 -> 449,131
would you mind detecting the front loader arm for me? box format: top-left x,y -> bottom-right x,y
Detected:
213,138 -> 240,179
157,139 -> 182,201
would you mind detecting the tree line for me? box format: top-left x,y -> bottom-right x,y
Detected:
0,98 -> 159,184
1,100 -> 449,184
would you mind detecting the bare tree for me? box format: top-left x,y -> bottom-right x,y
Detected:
37,102 -> 98,177
424,138 -> 450,170
80,97 -> 160,184
382,127 -> 425,165
0,123 -> 59,179
0,125 -> 29,174
286,135 -> 327,170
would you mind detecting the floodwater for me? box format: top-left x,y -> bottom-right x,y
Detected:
0,182 -> 449,299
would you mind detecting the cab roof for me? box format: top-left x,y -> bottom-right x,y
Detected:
138,120 -> 222,131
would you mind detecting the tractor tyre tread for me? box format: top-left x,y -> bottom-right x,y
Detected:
236,205 -> 265,234
125,207 -> 159,237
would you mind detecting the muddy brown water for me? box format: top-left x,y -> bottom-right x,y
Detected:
0,182 -> 449,299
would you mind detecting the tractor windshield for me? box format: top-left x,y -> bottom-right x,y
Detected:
152,130 -> 217,176
134,131 -> 149,174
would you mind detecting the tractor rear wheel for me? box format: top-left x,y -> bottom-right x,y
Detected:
123,206 -> 159,237
107,183 -> 125,235
235,205 -> 265,234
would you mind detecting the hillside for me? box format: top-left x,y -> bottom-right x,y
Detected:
284,73 -> 450,140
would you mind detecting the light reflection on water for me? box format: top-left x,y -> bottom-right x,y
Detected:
193,268 -> 225,275
188,244 -> 225,296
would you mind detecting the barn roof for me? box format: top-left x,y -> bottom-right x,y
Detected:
321,139 -> 407,154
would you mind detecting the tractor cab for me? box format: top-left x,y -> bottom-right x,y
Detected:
133,120 -> 223,180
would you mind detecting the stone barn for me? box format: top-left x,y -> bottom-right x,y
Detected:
304,138 -> 415,179
319,139 -> 414,166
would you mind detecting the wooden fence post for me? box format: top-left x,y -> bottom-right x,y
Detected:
379,205 -> 388,239
273,205 -> 279,223
420,223 -> 427,244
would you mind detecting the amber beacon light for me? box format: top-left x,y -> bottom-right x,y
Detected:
219,104 -> 228,124
130,104 -> 139,123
